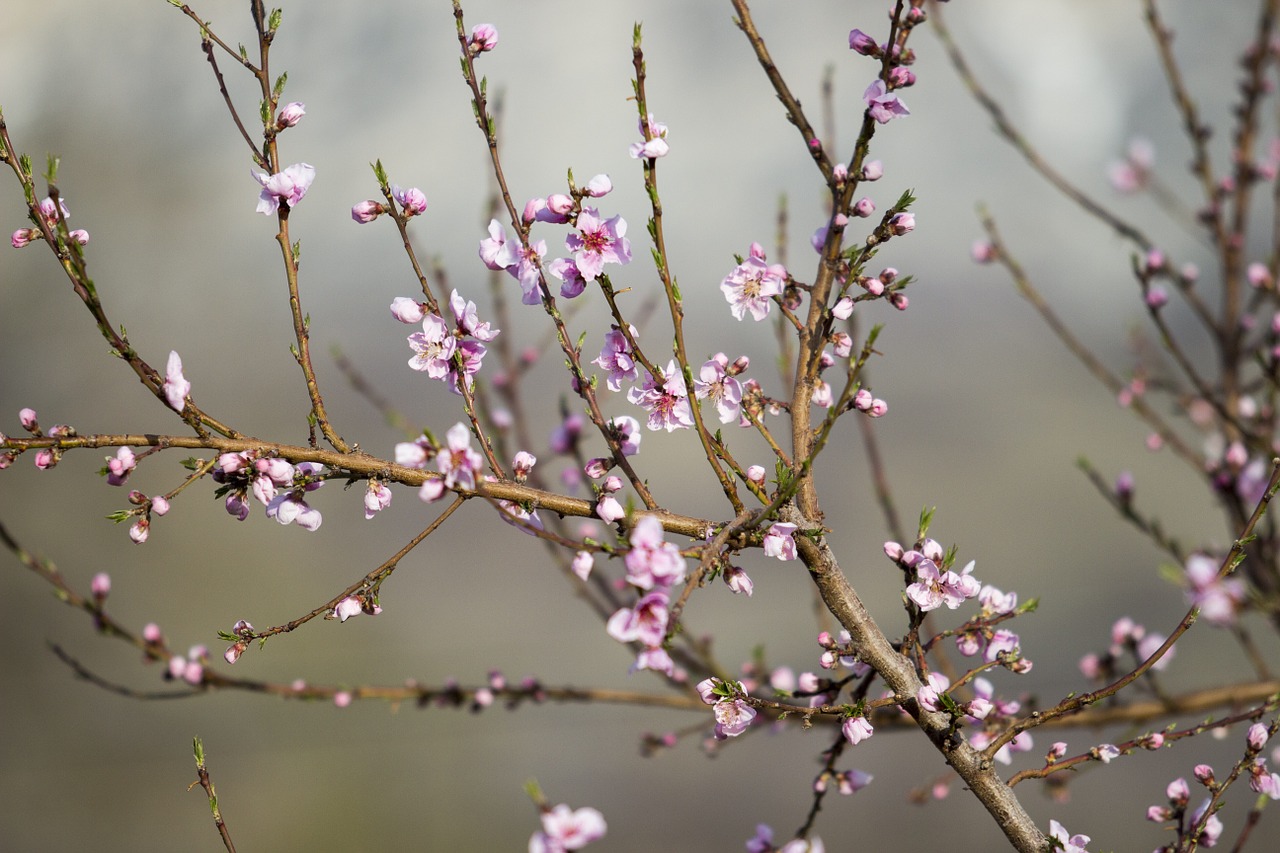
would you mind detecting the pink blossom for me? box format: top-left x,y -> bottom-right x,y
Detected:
334,596 -> 363,622
478,219 -> 516,271
468,23 -> 499,54
548,256 -> 587,299
723,564 -> 753,596
763,522 -> 798,561
1248,722 -> 1270,752
863,80 -> 909,123
842,715 -> 874,746
720,255 -> 786,321
531,804 -> 606,852
627,360 -> 694,432
11,228 -> 36,248
1184,553 -> 1244,626
407,314 -> 456,378
511,237 -> 548,304
275,101 -> 305,128
571,551 -> 594,581
595,492 -> 625,524
449,289 -> 499,342
420,423 -> 483,501
392,185 -> 428,216
565,208 -> 631,280
713,695 -> 756,739
606,590 -> 670,646
266,493 -> 322,530
68,229 -> 89,245
334,691 -> 353,708
351,200 -> 384,223
252,162 -> 315,214
163,350 -> 191,411
609,415 -> 642,457
105,446 -> 137,486
694,353 -> 743,424
129,518 -> 150,543
888,212 -> 915,235
624,515 -> 687,589
629,113 -> 670,159
848,28 -> 879,56
916,671 -> 950,712
390,297 -> 426,324
1047,820 -> 1090,853
593,327 -> 640,391
363,481 -> 392,519
584,174 -> 612,197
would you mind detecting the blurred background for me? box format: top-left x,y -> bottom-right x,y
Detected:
3,1 -> 1278,850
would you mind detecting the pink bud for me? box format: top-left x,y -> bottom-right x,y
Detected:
390,297 -> 426,324
393,186 -> 428,217
11,228 -> 36,248
584,457 -> 611,479
512,451 -> 536,481
68,229 -> 89,245
91,572 -> 111,600
276,102 -> 306,128
888,212 -> 915,235
889,293 -> 908,311
572,551 -> 594,581
469,23 -> 498,54
883,540 -> 903,561
848,28 -> 880,57
860,160 -> 883,181
854,389 -> 874,411
1145,286 -> 1168,308
853,197 -> 875,218
585,174 -> 613,197
33,448 -> 57,469
351,200 -> 384,223
129,518 -> 150,544
869,398 -> 888,417
745,465 -> 766,487
19,408 -> 38,432
971,240 -> 997,263
1193,764 -> 1215,785
1248,261 -> 1272,289
1248,723 -> 1270,751
151,495 -> 170,516
334,690 -> 353,708
223,642 -> 246,664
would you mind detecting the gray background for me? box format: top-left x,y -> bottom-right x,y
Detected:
2,1 -> 1276,850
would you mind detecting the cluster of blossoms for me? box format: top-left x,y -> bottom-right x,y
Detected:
5,407 -> 75,470
10,195 -> 88,249
695,677 -> 758,740
1181,552 -> 1246,626
122,489 -> 171,544
399,422 -> 484,504
392,289 -> 499,393
212,451 -> 325,531
885,538 -> 982,613
527,803 -> 606,853
847,29 -> 914,124
1078,616 -> 1174,683
477,176 -> 626,307
351,183 -> 428,224
628,113 -> 669,159
605,516 -> 688,676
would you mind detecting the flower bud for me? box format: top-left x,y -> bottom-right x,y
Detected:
853,197 -> 875,218
848,29 -> 880,57
888,212 -> 915,235
91,572 -> 111,600
276,101 -> 306,128
351,200 -> 384,224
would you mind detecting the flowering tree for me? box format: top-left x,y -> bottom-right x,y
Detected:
3,1 -> 1280,850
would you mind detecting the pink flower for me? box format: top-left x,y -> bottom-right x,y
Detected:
1047,820 -> 1090,853
364,481 -> 392,519
407,314 -> 456,378
11,228 -> 37,248
888,212 -> 915,235
420,422 -> 483,501
627,360 -> 694,432
105,446 -> 137,486
863,80 -> 909,123
842,715 -> 874,745
571,551 -> 594,581
720,254 -> 786,321
628,113 -> 670,159
276,101 -> 305,128
390,297 -> 426,324
392,185 -> 428,216
713,695 -> 756,739
449,289 -> 499,342
606,590 -> 670,647
723,564 -> 753,596
548,257 -> 587,299
530,804 -> 606,852
593,327 -> 640,391
68,229 -> 89,245
762,522 -> 798,561
584,174 -> 612,197
334,596 -> 364,622
694,353 -> 743,424
565,208 -> 631,281
252,162 -> 315,214
624,515 -> 687,589
1184,553 -> 1245,626
266,493 -> 322,530
163,350 -> 191,411
479,219 -> 516,271
609,416 -> 642,457
468,23 -> 499,54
